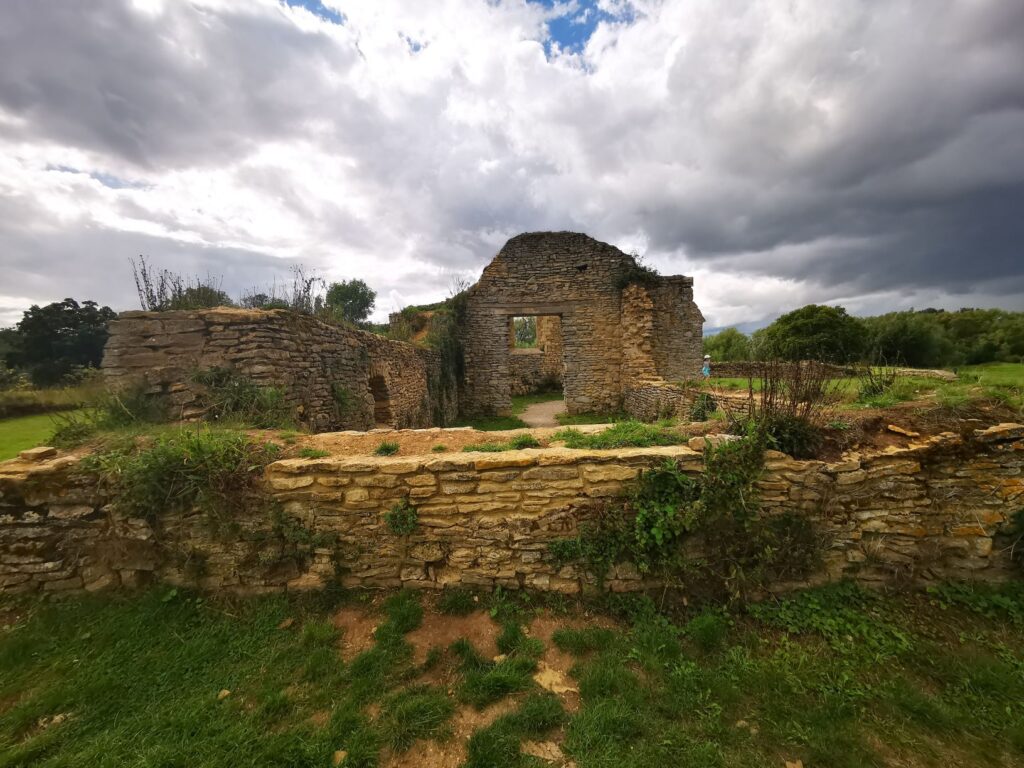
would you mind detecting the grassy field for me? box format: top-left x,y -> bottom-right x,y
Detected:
1,582 -> 1023,767
0,413 -> 66,461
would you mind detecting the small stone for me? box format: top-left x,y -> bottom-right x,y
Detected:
278,617 -> 295,630
217,689 -> 231,701
18,446 -> 57,462
887,424 -> 920,438
332,749 -> 348,766
522,741 -> 564,762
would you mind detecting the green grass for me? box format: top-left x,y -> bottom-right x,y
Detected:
553,421 -> 687,449
0,411 -> 83,461
510,390 -> 563,415
462,434 -> 541,453
451,391 -> 562,432
0,383 -> 100,419
373,440 -> 400,456
959,362 -> 1024,387
3,582 -> 1024,767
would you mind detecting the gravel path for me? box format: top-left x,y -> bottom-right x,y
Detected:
520,399 -> 566,428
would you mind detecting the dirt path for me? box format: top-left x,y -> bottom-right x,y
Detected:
520,399 -> 566,428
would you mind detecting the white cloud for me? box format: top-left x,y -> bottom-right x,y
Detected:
0,0 -> 1022,327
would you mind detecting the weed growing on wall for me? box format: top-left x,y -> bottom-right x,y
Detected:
553,421 -> 686,449
85,429 -> 281,524
462,434 -> 540,452
192,367 -> 292,429
385,498 -> 418,536
374,440 -> 400,456
550,433 -> 819,598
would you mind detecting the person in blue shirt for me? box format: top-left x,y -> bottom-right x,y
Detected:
701,354 -> 711,379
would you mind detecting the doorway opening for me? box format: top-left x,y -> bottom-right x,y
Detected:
508,315 -> 565,426
368,374 -> 392,427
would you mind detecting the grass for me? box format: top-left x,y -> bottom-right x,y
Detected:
1,582 -> 1023,766
556,411 -> 624,426
0,412 -> 84,462
373,440 -> 400,456
452,390 -> 562,431
462,434 -> 541,453
553,421 -> 687,449
0,382 -> 101,419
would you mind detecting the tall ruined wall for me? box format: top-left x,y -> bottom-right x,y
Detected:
461,232 -> 633,416
102,308 -> 455,432
2,424 -> 1020,595
648,276 -> 704,381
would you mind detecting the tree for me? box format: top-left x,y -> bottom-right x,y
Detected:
7,299 -> 117,386
757,304 -> 866,363
702,327 -> 750,361
325,279 -> 376,324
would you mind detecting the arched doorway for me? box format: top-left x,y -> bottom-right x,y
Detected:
368,374 -> 392,427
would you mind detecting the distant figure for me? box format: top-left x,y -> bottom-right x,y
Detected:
701,354 -> 711,379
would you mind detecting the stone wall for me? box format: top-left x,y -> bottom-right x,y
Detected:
460,232 -> 703,417
508,316 -> 564,396
2,424 -> 1021,595
102,308 -> 456,432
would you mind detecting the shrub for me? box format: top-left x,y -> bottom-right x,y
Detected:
191,367 -> 292,429
685,609 -> 729,652
374,441 -> 400,456
630,461 -> 702,573
385,498 -> 418,535
688,392 -> 718,422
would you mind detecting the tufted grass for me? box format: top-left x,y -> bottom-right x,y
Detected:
2,582 -> 1024,767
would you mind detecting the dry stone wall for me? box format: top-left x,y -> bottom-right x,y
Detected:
2,424 -> 1021,595
102,308 -> 455,432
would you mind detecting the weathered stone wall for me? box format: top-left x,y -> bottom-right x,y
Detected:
623,381 -> 700,422
2,424 -> 1021,595
102,308 -> 456,432
508,317 -> 564,396
460,232 -> 703,417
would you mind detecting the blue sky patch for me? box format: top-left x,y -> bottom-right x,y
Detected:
528,0 -> 636,53
282,0 -> 345,25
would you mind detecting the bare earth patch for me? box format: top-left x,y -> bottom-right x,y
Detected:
406,610 -> 501,665
332,605 -> 379,661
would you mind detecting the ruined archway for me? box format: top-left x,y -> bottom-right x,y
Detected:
368,374 -> 392,427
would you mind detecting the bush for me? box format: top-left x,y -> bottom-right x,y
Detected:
385,498 -> 418,535
688,392 -> 718,422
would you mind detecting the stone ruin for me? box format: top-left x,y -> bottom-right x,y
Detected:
99,231 -> 704,430
460,232 -> 704,416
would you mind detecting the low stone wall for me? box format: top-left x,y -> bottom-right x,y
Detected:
2,424 -> 1021,595
102,308 -> 457,432
623,381 -> 699,421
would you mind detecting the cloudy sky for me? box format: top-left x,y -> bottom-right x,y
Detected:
1,0 -> 1022,330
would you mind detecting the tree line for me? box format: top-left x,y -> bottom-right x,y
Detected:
704,305 -> 1024,367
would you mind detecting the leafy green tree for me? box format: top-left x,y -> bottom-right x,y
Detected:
703,327 -> 750,361
325,279 -> 376,324
861,312 -> 949,367
757,304 -> 866,363
6,299 -> 117,386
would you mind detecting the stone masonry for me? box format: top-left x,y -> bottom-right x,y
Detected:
1,423 -> 1020,595
102,308 -> 457,432
460,232 -> 704,417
